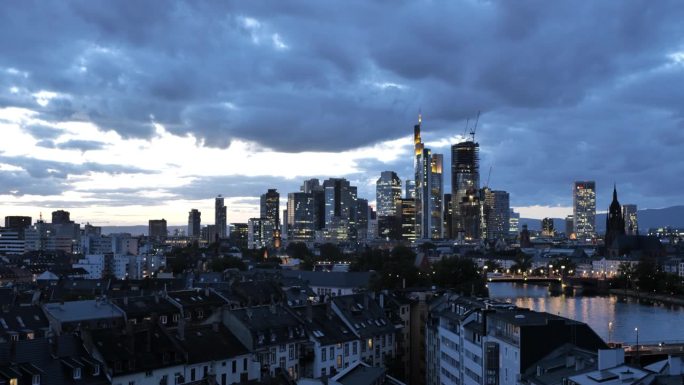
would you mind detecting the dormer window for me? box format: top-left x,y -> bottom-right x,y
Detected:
32,375 -> 40,385
197,310 -> 204,319
160,316 -> 168,324
172,314 -> 180,323
93,364 -> 100,376
73,367 -> 81,380
10,333 -> 18,342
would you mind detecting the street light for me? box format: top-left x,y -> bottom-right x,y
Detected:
635,327 -> 640,364
608,322 -> 613,345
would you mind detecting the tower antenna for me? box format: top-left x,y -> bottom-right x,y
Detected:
470,110 -> 481,142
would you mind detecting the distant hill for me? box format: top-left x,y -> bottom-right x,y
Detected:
100,225 -> 186,236
520,205 -> 684,233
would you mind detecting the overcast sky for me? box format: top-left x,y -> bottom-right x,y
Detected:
1,1 -> 683,226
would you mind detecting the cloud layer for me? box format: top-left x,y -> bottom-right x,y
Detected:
1,1 -> 683,224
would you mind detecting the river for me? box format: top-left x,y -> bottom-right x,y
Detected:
487,282 -> 684,345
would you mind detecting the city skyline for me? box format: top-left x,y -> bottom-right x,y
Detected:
1,2 -> 684,225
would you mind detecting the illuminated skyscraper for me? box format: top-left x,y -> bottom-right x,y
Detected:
399,198 -> 416,242
413,115 -> 443,240
443,194 -> 453,239
482,188 -> 510,240
405,180 -> 416,199
187,209 -> 201,238
622,204 -> 638,235
376,171 -> 402,217
509,209 -> 520,238
247,217 -> 274,249
573,181 -> 596,239
286,192 -> 315,241
260,189 -> 280,246
323,178 -> 358,241
215,195 -> 227,239
451,139 -> 481,240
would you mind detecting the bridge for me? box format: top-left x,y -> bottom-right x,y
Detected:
486,275 -> 561,283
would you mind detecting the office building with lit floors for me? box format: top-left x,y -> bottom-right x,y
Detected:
573,181 -> 596,240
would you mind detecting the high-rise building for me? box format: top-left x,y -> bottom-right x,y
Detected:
604,185 -> 626,248
187,209 -> 201,238
413,115 -> 443,240
4,216 -> 31,230
376,171 -> 402,217
148,219 -> 167,242
399,198 -> 416,242
405,180 -> 416,199
573,181 -> 596,239
623,204 -> 638,235
482,189 -> 510,240
260,189 -> 280,246
228,223 -> 248,248
443,194 -> 453,239
51,210 -> 71,225
247,218 -> 274,250
215,195 -> 227,239
322,178 -> 358,242
509,209 -> 520,238
301,179 -> 326,231
286,192 -> 315,242
356,198 -> 370,241
451,138 -> 480,240
541,217 -> 554,237
565,215 -> 574,238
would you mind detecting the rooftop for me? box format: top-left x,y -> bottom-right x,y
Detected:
43,299 -> 124,323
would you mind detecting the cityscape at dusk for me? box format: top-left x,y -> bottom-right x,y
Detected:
1,2 -> 684,385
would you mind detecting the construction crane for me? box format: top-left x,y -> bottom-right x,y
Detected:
462,118 -> 470,140
486,165 -> 493,188
470,110 -> 481,142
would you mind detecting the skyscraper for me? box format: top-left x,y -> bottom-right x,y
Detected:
399,198 -> 416,242
4,216 -> 31,230
413,115 -> 443,240
51,210 -> 71,224
451,138 -> 481,240
187,209 -> 201,238
260,189 -> 280,246
302,179 -> 326,231
623,204 -> 638,235
247,218 -> 274,249
443,194 -> 453,239
405,180 -> 416,199
565,215 -> 574,238
604,185 -> 625,248
148,219 -> 167,242
509,209 -> 520,238
356,198 -> 369,241
376,171 -> 402,217
482,188 -> 510,240
541,217 -> 554,237
287,192 -> 315,241
323,178 -> 358,241
215,195 -> 227,239
573,181 -> 596,239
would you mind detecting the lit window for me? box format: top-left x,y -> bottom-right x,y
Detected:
73,368 -> 81,380
32,375 -> 40,385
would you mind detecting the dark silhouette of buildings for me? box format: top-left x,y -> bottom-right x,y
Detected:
604,185 -> 626,249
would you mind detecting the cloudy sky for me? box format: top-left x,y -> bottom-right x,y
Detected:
1,1 -> 683,226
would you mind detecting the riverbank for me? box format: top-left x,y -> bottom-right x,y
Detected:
609,289 -> 684,306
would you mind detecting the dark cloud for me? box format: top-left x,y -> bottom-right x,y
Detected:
0,170 -> 67,196
0,155 -> 154,180
55,139 -> 107,152
1,1 -> 684,211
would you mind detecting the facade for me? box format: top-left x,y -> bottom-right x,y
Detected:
565,215 -> 574,238
509,210 -> 520,239
482,189 -> 510,240
399,198 -> 416,242
4,215 -> 31,232
542,217 -> 555,237
260,189 -> 280,246
148,219 -> 167,242
287,192 -> 316,242
247,218 -> 274,249
356,198 -> 370,241
215,195 -> 227,239
188,209 -> 201,238
622,204 -> 638,235
376,171 -> 402,217
0,228 -> 25,254
323,178 -> 358,242
443,194 -> 453,240
405,180 -> 416,199
573,181 -> 596,239
414,116 -> 443,240
451,140 -> 481,241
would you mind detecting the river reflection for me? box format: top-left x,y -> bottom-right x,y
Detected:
487,282 -> 684,344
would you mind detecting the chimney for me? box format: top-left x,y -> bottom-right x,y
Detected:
598,349 -> 624,371
177,317 -> 185,341
306,302 -> 313,322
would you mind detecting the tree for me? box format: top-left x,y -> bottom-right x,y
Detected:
209,256 -> 247,272
510,250 -> 533,275
433,257 -> 487,296
319,243 -> 344,261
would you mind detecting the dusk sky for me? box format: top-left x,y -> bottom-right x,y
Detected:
1,1 -> 683,226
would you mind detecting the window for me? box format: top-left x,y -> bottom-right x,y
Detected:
160,315 -> 167,324
93,364 -> 100,376
9,333 -> 18,342
172,314 -> 180,322
367,338 -> 373,349
243,358 -> 247,371
203,366 -> 208,378
279,357 -> 286,369
321,368 -> 326,376
289,344 -> 295,360
128,381 -> 135,385
344,343 -> 349,357
336,355 -> 342,368
145,371 -> 153,377
190,368 -> 196,381
321,347 -> 327,361
9,379 -> 17,385
32,375 -> 40,385
26,332 -> 34,340
197,310 -> 204,319
352,341 -> 357,355
280,344 -> 286,352
329,347 -> 333,359
73,368 -> 81,380
232,360 -> 236,373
